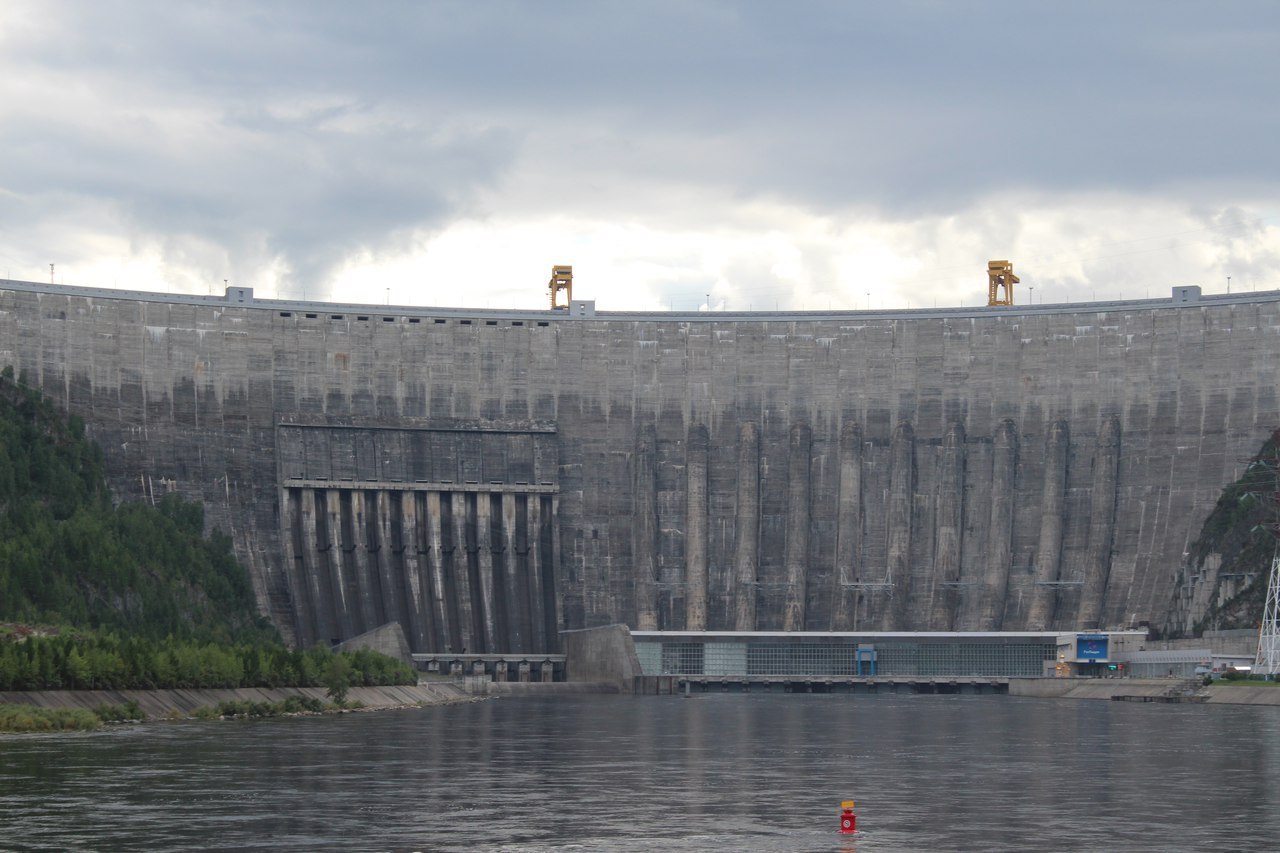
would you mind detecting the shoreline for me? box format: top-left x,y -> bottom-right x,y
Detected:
1010,677 -> 1280,705
0,679 -> 623,728
6,678 -> 1279,728
0,683 -> 479,721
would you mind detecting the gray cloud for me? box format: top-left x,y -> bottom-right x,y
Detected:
2,1 -> 1278,296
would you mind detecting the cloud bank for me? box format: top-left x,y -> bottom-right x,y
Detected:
1,1 -> 1277,310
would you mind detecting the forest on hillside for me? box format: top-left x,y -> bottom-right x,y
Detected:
0,366 -> 275,642
1182,427 -> 1280,634
0,366 -> 417,692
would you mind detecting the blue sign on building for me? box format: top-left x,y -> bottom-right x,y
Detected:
1076,633 -> 1109,661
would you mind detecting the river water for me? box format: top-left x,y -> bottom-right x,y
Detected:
2,693 -> 1278,852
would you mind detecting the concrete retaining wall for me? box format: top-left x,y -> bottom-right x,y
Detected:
1203,686 -> 1280,706
10,680 -> 1277,716
1011,678 -> 1280,706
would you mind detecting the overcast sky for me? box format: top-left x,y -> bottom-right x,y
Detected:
2,1 -> 1278,312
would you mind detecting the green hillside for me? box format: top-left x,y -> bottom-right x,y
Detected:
0,366 -> 275,643
1181,428 -> 1280,635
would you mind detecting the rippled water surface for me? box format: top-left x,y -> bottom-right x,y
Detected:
3,693 -> 1279,852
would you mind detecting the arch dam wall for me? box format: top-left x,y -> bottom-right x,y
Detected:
2,280 -> 1275,650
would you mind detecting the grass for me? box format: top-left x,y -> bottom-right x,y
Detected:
0,704 -> 102,732
0,699 -> 146,732
1213,678 -> 1280,687
3,692 -> 383,731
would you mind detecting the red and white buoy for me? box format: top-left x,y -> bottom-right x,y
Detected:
839,800 -> 857,834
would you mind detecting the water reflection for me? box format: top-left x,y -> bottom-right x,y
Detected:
1,695 -> 1278,851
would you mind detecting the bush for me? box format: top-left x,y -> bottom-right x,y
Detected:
280,695 -> 324,714
214,699 -> 268,718
210,695 -> 329,719
92,700 -> 144,722
0,704 -> 101,732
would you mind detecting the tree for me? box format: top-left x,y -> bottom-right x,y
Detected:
65,648 -> 89,690
323,653 -> 352,706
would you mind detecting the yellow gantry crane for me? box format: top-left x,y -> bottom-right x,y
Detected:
548,265 -> 573,310
987,260 -> 1019,306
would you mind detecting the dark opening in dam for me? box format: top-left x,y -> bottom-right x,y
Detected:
277,422 -> 560,653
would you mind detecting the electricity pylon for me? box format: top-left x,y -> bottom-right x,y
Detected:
1257,550 -> 1280,676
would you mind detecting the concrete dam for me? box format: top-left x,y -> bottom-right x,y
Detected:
1,279 -> 1275,651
